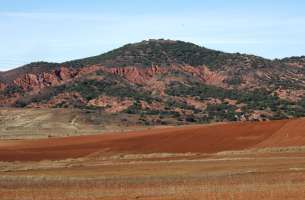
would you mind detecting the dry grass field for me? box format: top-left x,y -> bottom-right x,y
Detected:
1,151 -> 305,200
1,117 -> 305,199
0,108 -> 155,139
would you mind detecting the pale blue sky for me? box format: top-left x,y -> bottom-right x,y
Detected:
0,0 -> 305,71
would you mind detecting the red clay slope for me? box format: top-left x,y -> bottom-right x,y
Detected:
1,118 -> 305,161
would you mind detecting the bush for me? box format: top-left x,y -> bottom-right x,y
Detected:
1,85 -> 24,96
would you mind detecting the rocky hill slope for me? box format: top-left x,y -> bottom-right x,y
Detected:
1,39 -> 305,123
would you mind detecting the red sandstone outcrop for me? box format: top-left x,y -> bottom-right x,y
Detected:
102,65 -> 168,84
78,65 -> 103,76
0,82 -> 6,91
0,64 -> 239,108
88,96 -> 133,113
4,64 -> 229,98
55,67 -> 75,80
3,62 -> 305,110
139,100 -> 163,110
28,92 -> 87,108
9,66 -> 102,94
13,67 -> 74,92
275,89 -> 305,102
184,98 -> 207,110
179,65 -> 226,87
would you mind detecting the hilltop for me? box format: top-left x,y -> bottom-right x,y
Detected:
1,39 -> 305,124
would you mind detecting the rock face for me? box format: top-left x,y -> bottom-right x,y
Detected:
103,65 -> 168,84
29,92 -> 87,108
88,96 -> 133,113
2,39 -> 305,123
0,82 -> 5,91
139,100 -> 164,110
179,65 -> 226,87
101,65 -> 227,89
13,68 -> 71,92
10,66 -> 105,93
275,89 -> 305,102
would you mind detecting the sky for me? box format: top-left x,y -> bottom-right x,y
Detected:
0,0 -> 305,71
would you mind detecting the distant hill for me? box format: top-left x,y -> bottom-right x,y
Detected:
1,39 -> 305,124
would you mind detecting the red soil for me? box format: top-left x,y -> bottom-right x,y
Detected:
1,118 -> 305,161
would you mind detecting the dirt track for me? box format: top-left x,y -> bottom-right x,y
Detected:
1,118 -> 305,161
